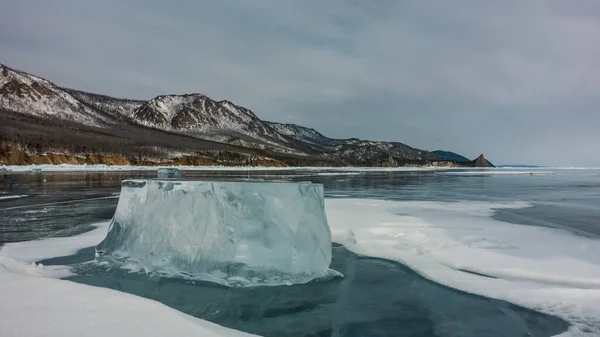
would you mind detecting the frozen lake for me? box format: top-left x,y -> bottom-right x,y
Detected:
2,168 -> 600,336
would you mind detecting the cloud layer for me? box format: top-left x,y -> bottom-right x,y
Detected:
2,0 -> 599,166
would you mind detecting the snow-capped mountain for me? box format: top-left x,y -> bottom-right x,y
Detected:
0,65 -> 116,127
123,93 -> 440,161
266,122 -> 331,146
128,94 -> 305,154
65,89 -> 144,121
0,63 -> 478,166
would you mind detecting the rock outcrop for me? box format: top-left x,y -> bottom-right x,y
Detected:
473,154 -> 495,168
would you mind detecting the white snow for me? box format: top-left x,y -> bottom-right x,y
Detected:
0,195 -> 27,200
0,221 -> 256,337
438,170 -> 553,175
326,199 -> 600,336
0,265 -> 257,337
0,221 -> 110,263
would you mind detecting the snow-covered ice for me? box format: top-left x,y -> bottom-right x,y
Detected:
2,193 -> 600,335
96,180 -> 333,286
0,264 -> 257,337
0,221 -> 111,263
327,199 -> 600,336
0,221 -> 256,337
0,195 -> 27,200
438,170 -> 553,175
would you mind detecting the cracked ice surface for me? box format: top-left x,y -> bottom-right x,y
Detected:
96,180 -> 332,286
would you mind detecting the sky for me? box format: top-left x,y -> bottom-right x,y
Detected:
1,1 -> 599,166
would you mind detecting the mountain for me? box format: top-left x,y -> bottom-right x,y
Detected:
0,65 -> 116,127
65,89 -> 145,121
432,150 -> 470,162
473,154 -> 495,168
0,63 -> 489,167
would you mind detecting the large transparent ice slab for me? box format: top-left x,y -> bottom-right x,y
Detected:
96,180 -> 333,286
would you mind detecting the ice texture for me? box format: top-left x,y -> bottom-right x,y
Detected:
96,180 -> 332,286
157,168 -> 181,178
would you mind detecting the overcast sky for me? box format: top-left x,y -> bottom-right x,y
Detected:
1,1 -> 599,166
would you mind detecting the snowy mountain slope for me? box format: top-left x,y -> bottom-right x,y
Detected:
330,139 -> 439,165
0,65 -> 116,127
65,89 -> 144,120
130,94 -> 309,154
1,63 -> 476,166
264,122 -> 437,163
265,122 -> 331,146
263,122 -> 438,165
432,150 -> 470,162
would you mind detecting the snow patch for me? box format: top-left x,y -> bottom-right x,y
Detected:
0,221 -> 110,263
0,222 -> 256,337
0,261 -> 257,337
0,195 -> 27,201
327,199 -> 600,336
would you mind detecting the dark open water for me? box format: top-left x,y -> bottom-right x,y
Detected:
2,168 -> 599,336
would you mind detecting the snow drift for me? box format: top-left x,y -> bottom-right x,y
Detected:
96,180 -> 333,286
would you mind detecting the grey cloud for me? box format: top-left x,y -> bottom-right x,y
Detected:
1,0 -> 599,166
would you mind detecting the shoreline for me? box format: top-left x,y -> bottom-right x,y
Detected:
2,164 -> 599,173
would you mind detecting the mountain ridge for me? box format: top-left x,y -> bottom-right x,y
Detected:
0,63 -> 491,167
432,150 -> 470,162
